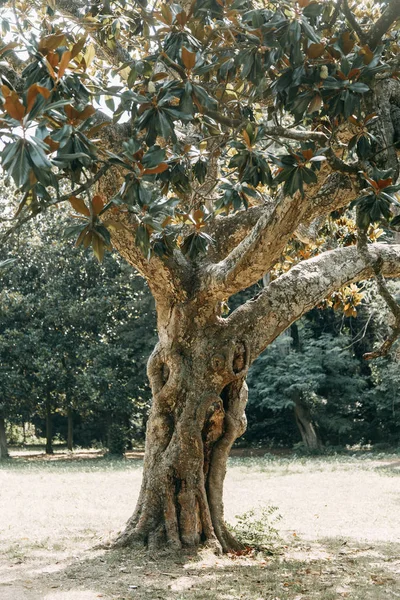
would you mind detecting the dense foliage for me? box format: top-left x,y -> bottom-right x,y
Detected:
0,204 -> 156,453
247,299 -> 400,449
0,0 -> 399,258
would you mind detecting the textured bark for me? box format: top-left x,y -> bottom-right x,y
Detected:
366,0 -> 400,50
227,243 -> 400,362
204,171 -> 355,296
372,78 -> 400,180
111,240 -> 400,552
114,303 -> 249,553
0,416 -> 9,460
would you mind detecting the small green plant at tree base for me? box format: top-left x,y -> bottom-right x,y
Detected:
230,506 -> 282,553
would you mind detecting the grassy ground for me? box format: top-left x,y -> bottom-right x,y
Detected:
0,451 -> 400,600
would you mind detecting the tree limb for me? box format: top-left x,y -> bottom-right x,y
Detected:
327,0 -> 343,29
342,0 -> 366,43
225,243 -> 400,363
366,0 -> 400,50
105,211 -> 192,302
204,109 -> 328,143
204,171 -> 354,297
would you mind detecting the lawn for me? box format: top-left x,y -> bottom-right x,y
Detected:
0,451 -> 400,600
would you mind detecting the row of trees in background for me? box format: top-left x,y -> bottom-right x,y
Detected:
0,203 -> 156,456
1,206 -> 399,456
247,302 -> 400,450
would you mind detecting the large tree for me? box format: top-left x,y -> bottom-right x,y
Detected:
0,0 -> 400,552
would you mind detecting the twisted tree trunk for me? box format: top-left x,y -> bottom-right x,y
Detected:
111,243 -> 400,553
114,301 -> 248,553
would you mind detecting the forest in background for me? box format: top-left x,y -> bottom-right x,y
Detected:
1,199 -> 399,457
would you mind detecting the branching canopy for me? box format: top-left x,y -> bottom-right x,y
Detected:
0,0 -> 400,357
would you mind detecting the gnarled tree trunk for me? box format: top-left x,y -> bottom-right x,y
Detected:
115,300 -> 248,553
0,416 -> 9,460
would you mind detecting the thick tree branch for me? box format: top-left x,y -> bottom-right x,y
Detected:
327,0 -> 343,28
225,243 -> 400,363
204,109 -> 328,143
366,0 -> 400,50
105,211 -> 192,302
204,172 -> 353,297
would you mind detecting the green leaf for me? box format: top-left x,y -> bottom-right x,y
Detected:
348,82 -> 370,94
193,159 -> 207,184
142,145 -> 166,168
390,215 -> 400,228
301,17 -> 320,43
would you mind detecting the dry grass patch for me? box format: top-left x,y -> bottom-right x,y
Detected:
0,453 -> 400,599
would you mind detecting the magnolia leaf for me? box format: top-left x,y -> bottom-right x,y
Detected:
69,196 -> 90,216
182,47 -> 196,70
307,94 -> 322,114
92,195 -> 105,215
4,91 -> 25,121
92,232 -> 105,262
58,50 -> 71,79
242,129 -> 251,148
306,43 -> 325,59
0,41 -> 18,57
79,105 -> 96,121
143,163 -> 169,175
71,36 -> 86,59
75,226 -> 90,247
26,84 -> 51,113
38,33 -> 65,52
84,44 -> 96,68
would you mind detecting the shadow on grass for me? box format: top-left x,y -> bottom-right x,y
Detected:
2,537 -> 399,600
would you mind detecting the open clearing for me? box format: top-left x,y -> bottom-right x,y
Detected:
1,452 -> 400,600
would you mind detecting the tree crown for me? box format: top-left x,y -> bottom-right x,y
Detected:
0,0 -> 399,263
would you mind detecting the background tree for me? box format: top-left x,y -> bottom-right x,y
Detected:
247,317 -> 367,449
0,206 -> 156,454
0,0 -> 400,552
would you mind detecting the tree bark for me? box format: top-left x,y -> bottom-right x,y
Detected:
67,407 -> 73,452
45,398 -> 54,455
114,305 -> 249,553
0,416 -> 9,460
293,396 -> 322,451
